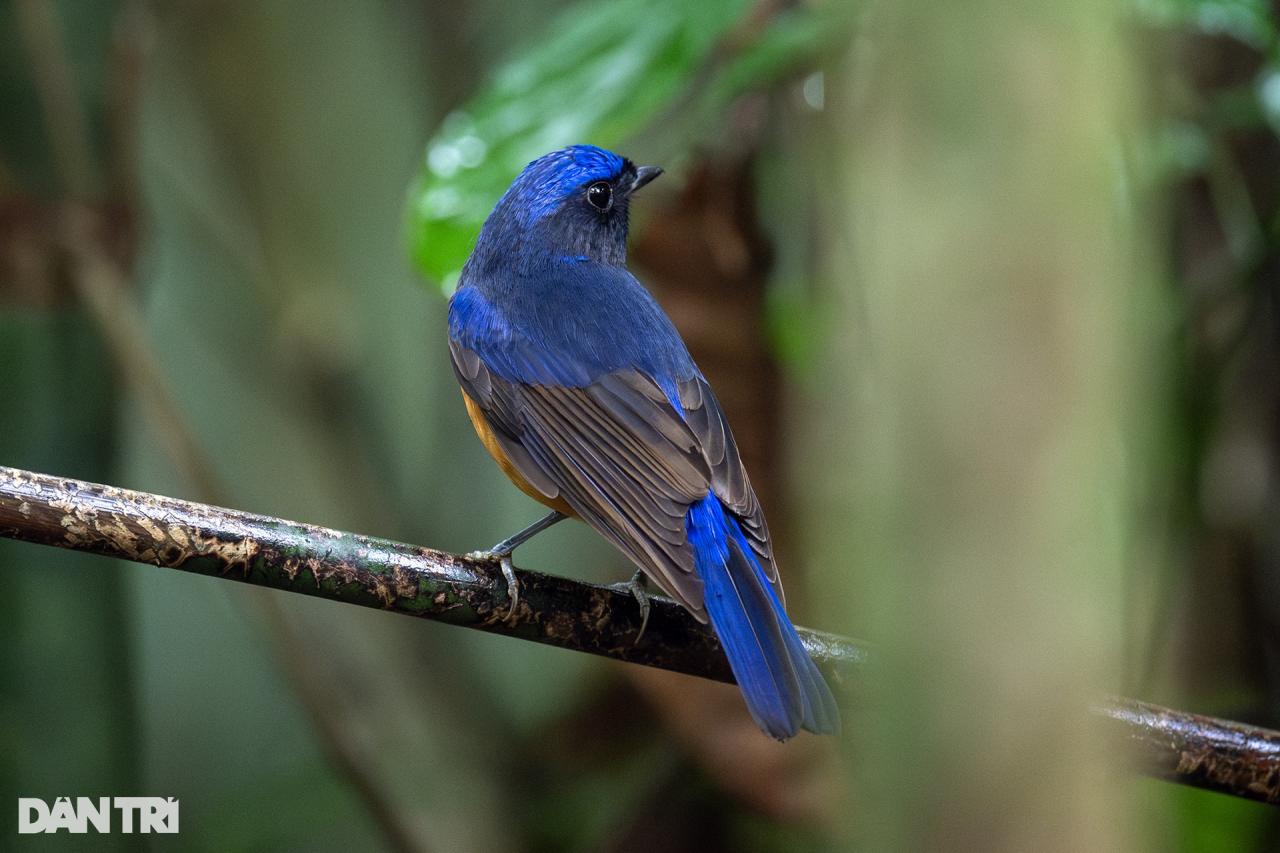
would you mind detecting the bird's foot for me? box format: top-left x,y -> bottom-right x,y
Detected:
463,512 -> 566,621
611,570 -> 651,645
465,548 -> 520,621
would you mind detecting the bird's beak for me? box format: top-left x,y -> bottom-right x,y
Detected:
630,165 -> 663,193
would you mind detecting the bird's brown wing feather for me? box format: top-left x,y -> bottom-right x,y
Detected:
450,339 -> 780,617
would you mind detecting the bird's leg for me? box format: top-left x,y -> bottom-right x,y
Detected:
484,510 -> 567,556
612,569 -> 651,645
467,511 -> 566,620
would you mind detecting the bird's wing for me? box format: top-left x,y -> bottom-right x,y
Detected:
675,377 -> 780,591
455,335 -> 783,614
452,338 -> 714,613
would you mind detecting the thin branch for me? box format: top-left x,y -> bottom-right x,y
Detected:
2,466 -> 1278,806
1095,700 -> 1280,804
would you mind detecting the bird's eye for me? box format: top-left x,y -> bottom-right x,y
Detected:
586,181 -> 612,211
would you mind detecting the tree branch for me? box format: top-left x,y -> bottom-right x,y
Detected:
2,464 -> 1278,805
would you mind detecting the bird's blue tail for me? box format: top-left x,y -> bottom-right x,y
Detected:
686,494 -> 841,740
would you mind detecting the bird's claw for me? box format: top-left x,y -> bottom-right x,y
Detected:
465,549 -> 520,621
612,570 -> 650,645
498,554 -> 519,621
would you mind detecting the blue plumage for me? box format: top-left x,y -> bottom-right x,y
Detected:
450,145 -> 840,740
448,262 -> 698,387
688,494 -> 839,738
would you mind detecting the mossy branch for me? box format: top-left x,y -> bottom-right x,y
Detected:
2,464 -> 1277,805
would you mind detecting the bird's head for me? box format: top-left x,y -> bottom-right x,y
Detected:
471,145 -> 662,271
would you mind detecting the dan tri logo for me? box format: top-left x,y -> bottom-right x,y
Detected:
17,797 -> 179,834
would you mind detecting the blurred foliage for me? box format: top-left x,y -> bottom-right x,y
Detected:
0,4 -> 134,852
1136,0 -> 1278,48
1112,0 -> 1279,850
809,0 -> 1162,846
1,0 -> 1279,850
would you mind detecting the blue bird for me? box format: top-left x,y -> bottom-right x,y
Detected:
448,145 -> 839,740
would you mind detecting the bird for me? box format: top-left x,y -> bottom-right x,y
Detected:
447,144 -> 839,740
